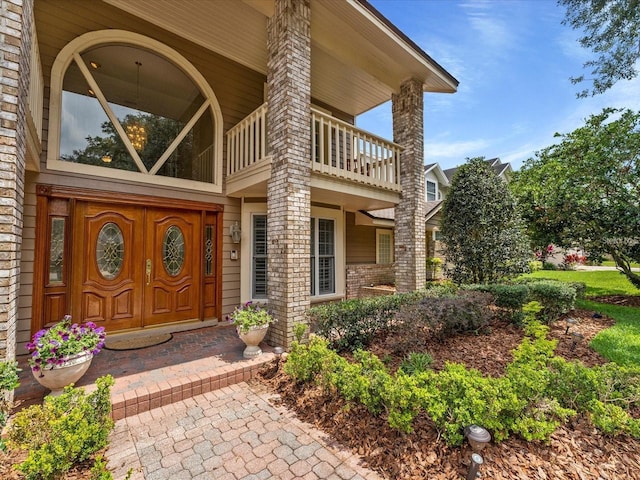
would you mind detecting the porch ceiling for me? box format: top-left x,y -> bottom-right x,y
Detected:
101,0 -> 457,117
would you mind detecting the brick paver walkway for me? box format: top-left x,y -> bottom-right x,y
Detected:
107,382 -> 382,480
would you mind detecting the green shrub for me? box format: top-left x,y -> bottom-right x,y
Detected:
393,291 -> 493,345
284,300 -> 640,446
423,281 -> 459,297
568,281 -> 587,299
547,359 -> 640,432
309,292 -> 423,351
529,260 -> 543,272
0,360 -> 19,451
464,283 -> 530,322
293,322 -> 308,343
8,375 -> 115,480
399,352 -> 433,375
0,360 -> 19,393
542,261 -> 557,270
284,335 -> 340,385
329,349 -> 392,414
527,281 -> 576,322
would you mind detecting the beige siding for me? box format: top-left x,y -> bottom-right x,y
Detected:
17,173 -> 37,351
17,1 -> 271,351
345,211 -> 377,264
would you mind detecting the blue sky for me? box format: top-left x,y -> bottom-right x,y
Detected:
357,0 -> 640,171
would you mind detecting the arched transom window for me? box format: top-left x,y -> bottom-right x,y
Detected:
48,31 -> 223,192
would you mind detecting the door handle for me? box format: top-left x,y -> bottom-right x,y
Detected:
146,259 -> 151,285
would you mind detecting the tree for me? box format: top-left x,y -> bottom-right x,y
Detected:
62,113 -> 193,176
441,157 -> 531,284
511,108 -> 640,288
560,0 -> 640,97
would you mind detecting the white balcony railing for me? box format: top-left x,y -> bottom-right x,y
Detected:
226,103 -> 268,177
226,103 -> 402,192
311,108 -> 401,192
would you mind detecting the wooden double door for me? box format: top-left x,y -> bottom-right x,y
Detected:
35,187 -> 221,333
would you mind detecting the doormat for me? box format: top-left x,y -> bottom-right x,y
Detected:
104,333 -> 173,351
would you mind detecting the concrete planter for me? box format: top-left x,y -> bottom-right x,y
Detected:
237,324 -> 269,359
32,352 -> 93,396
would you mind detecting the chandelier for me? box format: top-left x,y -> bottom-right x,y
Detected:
126,61 -> 147,151
126,123 -> 147,151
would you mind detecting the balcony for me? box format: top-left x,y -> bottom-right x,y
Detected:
226,104 -> 402,209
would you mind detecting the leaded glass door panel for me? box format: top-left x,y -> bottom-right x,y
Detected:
72,203 -> 144,331
142,209 -> 201,326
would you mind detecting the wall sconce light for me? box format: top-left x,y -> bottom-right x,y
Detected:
464,425 -> 491,452
101,154 -> 112,163
230,221 -> 241,244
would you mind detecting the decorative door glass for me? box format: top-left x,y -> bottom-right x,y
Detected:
162,225 -> 185,276
96,222 -> 124,280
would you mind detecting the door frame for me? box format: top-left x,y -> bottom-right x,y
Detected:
32,184 -> 224,335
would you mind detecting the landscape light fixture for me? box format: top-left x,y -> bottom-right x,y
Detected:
564,317 -> 578,335
464,425 -> 491,452
466,453 -> 484,480
570,332 -> 584,351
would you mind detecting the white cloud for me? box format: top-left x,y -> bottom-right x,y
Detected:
459,1 -> 520,57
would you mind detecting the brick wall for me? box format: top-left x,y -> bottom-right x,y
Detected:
0,0 -> 30,361
392,78 -> 426,293
266,0 -> 311,349
345,264 -> 395,299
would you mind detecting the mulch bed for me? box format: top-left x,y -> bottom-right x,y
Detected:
259,308 -> 640,479
590,295 -> 640,308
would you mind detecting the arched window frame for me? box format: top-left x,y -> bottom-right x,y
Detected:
47,30 -> 224,193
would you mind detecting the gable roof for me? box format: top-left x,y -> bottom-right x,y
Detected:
424,163 -> 450,186
363,199 -> 443,223
443,157 -> 511,183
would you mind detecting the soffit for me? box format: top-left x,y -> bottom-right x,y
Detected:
102,0 -> 457,116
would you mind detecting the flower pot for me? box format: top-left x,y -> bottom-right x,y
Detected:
237,324 -> 269,359
32,352 -> 93,396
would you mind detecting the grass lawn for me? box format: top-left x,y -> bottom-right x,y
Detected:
580,300 -> 640,366
521,270 -> 640,366
600,260 -> 640,268
525,269 -> 639,296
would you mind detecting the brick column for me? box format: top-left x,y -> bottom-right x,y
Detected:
393,78 -> 426,292
266,0 -> 311,348
0,0 -> 31,362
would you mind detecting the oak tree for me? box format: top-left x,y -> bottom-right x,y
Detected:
511,108 -> 640,288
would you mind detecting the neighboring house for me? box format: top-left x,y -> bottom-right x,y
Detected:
364,157 -> 512,282
0,0 -> 458,360
442,157 -> 512,184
